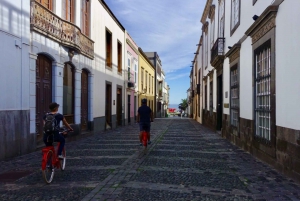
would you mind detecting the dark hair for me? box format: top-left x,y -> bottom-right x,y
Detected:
141,98 -> 147,104
49,102 -> 59,111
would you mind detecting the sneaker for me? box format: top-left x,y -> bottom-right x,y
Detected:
148,141 -> 151,145
139,143 -> 142,146
58,155 -> 64,159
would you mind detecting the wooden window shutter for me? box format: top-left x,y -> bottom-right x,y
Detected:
62,0 -> 66,20
81,0 -> 90,36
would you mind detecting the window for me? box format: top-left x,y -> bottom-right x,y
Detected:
230,66 -> 239,127
135,64 -> 137,83
127,58 -> 131,81
141,68 -> 144,91
205,33 -> 209,68
63,63 -> 75,124
219,0 -> 225,38
62,0 -> 75,23
117,42 -> 122,73
82,0 -> 90,36
145,72 -> 148,92
37,0 -> 53,11
149,74 -> 151,93
210,19 -> 215,50
152,76 -> 154,94
255,41 -> 271,141
105,29 -> 112,67
231,0 -> 240,34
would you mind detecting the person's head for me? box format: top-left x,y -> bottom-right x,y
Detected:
49,102 -> 59,112
141,98 -> 147,105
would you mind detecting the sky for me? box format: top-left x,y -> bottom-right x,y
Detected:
104,0 -> 206,105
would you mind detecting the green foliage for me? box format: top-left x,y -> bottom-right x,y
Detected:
178,99 -> 188,111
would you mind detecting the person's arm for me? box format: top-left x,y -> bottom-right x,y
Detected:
63,118 -> 73,131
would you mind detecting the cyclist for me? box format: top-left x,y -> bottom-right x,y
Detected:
137,98 -> 153,145
43,102 -> 73,159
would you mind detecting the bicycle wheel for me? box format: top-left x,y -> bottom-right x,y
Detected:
42,150 -> 55,184
60,148 -> 66,171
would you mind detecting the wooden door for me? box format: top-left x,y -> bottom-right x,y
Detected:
117,88 -> 122,126
81,70 -> 88,130
36,55 -> 52,144
105,84 -> 112,128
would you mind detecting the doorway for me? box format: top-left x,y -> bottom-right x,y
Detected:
116,87 -> 122,126
36,54 -> 52,144
81,69 -> 89,130
217,74 -> 223,131
127,95 -> 131,123
105,83 -> 112,129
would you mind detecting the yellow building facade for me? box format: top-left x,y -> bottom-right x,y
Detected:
138,48 -> 155,111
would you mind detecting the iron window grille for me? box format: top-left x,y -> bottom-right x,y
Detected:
230,66 -> 239,127
254,41 -> 271,141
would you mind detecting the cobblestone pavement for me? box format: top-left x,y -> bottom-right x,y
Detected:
1,119 -> 300,201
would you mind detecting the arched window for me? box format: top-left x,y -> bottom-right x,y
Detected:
63,63 -> 75,124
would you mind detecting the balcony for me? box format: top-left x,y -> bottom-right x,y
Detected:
126,69 -> 135,88
30,1 -> 94,59
210,38 -> 225,67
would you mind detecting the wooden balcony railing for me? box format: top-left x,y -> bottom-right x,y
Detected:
30,0 -> 94,59
210,38 -> 225,66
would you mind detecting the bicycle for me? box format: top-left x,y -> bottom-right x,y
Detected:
141,128 -> 148,155
41,128 -> 71,184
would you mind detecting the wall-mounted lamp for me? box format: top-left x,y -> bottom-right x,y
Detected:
191,61 -> 195,63
196,44 -> 200,46
190,66 -> 193,67
194,52 -> 198,55
252,15 -> 259,21
228,46 -> 232,49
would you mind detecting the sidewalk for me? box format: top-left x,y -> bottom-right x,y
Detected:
1,119 -> 300,201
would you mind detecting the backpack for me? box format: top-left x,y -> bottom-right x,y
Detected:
43,113 -> 58,133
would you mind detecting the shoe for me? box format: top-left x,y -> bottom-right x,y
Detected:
139,143 -> 142,146
58,155 -> 64,159
148,141 -> 151,145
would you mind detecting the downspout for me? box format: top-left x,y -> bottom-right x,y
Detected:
124,31 -> 126,126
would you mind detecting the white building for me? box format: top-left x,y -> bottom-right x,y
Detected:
91,0 -> 125,131
196,0 -> 300,181
0,0 -> 95,160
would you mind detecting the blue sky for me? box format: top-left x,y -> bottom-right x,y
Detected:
105,0 -> 205,105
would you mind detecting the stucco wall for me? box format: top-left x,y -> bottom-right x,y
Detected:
91,0 -> 125,118
276,0 -> 300,130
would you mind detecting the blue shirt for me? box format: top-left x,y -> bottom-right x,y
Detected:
138,105 -> 152,123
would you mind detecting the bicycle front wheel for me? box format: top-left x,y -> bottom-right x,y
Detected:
60,148 -> 66,171
42,150 -> 55,184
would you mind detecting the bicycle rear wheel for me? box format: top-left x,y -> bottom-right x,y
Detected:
60,148 -> 66,171
42,150 -> 55,184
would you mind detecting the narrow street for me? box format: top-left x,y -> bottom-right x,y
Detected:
1,119 -> 300,201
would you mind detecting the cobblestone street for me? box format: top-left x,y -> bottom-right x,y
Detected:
1,119 -> 300,201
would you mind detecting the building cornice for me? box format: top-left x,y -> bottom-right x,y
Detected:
138,47 -> 155,71
126,39 -> 139,54
99,0 -> 125,32
201,0 -> 213,24
225,43 -> 241,63
245,6 -> 278,44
